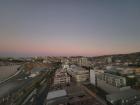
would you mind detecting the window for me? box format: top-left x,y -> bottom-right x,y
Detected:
122,100 -> 124,103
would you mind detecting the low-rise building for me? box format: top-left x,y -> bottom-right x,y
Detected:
90,69 -> 104,86
67,66 -> 89,82
96,72 -> 127,93
134,68 -> 140,75
97,73 -> 126,88
53,69 -> 70,86
46,89 -> 68,105
106,89 -> 140,105
78,57 -> 90,67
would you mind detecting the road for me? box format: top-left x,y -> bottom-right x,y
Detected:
0,69 -> 34,105
0,65 -> 20,82
20,69 -> 55,105
0,63 -> 59,105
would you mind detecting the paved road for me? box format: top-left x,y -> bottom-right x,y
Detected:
0,65 -> 20,82
24,70 -> 55,105
0,62 -> 60,105
0,70 -> 33,101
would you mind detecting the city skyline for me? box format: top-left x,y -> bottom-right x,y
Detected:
0,0 -> 140,57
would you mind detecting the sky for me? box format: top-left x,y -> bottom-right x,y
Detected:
0,0 -> 140,57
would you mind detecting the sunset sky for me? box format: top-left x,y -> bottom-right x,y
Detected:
0,0 -> 140,56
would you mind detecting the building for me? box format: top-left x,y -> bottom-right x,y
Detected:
106,56 -> 113,64
45,89 -> 68,105
96,72 -> 127,93
67,65 -> 89,82
53,69 -> 70,87
62,61 -> 70,70
134,68 -> 140,74
106,89 -> 140,105
62,64 -> 69,69
79,57 -> 88,67
90,69 -> 96,85
97,73 -> 126,87
90,69 -> 105,86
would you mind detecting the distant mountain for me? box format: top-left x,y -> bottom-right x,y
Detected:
94,52 -> 140,57
92,52 -> 140,62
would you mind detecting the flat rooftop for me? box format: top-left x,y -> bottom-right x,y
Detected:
106,89 -> 140,101
47,89 -> 67,100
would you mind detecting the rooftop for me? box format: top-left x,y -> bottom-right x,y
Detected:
106,89 -> 140,101
68,66 -> 89,74
47,89 -> 67,100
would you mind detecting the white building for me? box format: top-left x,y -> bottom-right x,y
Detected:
62,61 -> 70,70
96,72 -> 127,93
90,70 -> 96,85
90,69 -> 105,86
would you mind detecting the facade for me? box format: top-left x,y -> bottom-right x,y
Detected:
135,68 -> 140,74
62,64 -> 69,69
53,69 -> 70,86
96,72 -> 127,93
90,69 -> 105,86
62,61 -> 70,70
106,56 -> 113,64
90,69 -> 96,85
67,66 -> 89,82
97,73 -> 126,88
79,57 -> 88,67
70,57 -> 79,64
